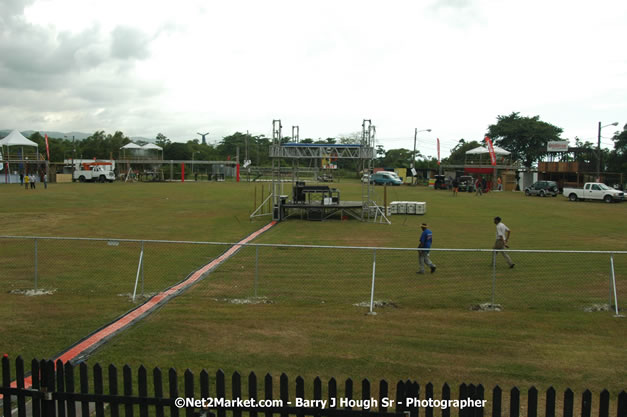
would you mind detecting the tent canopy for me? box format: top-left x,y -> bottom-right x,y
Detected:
0,130 -> 38,147
120,143 -> 142,149
142,143 -> 162,150
466,145 -> 511,155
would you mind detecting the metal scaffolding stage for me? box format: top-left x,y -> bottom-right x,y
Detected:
250,119 -> 389,223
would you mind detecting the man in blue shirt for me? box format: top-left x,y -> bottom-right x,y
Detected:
418,223 -> 437,274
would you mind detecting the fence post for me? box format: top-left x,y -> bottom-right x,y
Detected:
609,253 -> 622,317
368,249 -> 377,315
141,240 -> 145,297
491,249 -> 496,306
254,245 -> 259,298
34,238 -> 38,290
132,242 -> 145,303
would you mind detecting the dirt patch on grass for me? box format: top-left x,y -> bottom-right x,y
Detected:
117,293 -> 159,302
211,296 -> 274,305
9,288 -> 56,296
353,300 -> 398,308
583,304 -> 619,312
470,303 -> 503,311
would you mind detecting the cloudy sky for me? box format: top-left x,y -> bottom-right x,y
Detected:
1,0 -> 625,157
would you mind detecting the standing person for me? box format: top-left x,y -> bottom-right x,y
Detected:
452,178 -> 459,196
43,173 -> 48,189
475,177 -> 483,196
19,173 -> 24,186
30,174 -> 36,189
24,173 -> 29,189
493,217 -> 514,268
497,176 -> 503,191
417,223 -> 437,274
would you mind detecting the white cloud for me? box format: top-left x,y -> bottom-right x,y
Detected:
0,0 -> 625,156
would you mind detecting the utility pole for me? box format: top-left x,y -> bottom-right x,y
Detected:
412,128 -> 417,185
412,128 -> 431,185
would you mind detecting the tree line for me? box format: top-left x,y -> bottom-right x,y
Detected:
16,112 -> 627,176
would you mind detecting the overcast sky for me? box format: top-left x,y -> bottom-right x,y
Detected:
1,0 -> 625,158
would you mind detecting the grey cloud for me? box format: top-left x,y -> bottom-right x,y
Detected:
111,25 -> 152,60
0,23 -> 106,79
0,0 -> 35,22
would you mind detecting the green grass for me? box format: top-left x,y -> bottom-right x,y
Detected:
1,181 -> 626,396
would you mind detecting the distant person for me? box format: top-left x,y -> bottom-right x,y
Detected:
493,217 -> 514,269
19,173 -> 24,186
30,174 -> 36,189
475,177 -> 483,196
452,178 -> 459,196
482,177 -> 487,192
43,173 -> 48,189
417,223 -> 437,274
24,174 -> 29,190
497,176 -> 503,191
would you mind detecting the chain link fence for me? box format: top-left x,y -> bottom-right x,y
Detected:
1,236 -> 624,315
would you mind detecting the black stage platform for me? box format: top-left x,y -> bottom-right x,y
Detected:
281,200 -> 364,221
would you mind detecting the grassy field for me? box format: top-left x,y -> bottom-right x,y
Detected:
1,180 -> 625,398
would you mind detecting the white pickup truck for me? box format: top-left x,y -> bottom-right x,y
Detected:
563,183 -> 624,203
73,165 -> 116,183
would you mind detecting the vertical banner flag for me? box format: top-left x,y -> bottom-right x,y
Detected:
437,138 -> 441,165
45,134 -> 50,160
484,136 -> 497,166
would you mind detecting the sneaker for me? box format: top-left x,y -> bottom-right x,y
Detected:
510,264 -> 515,269
430,266 -> 437,274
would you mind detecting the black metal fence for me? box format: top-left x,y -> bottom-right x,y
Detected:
1,357 -> 625,417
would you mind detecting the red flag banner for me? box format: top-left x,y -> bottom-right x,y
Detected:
45,134 -> 50,161
437,138 -> 441,165
484,136 -> 497,166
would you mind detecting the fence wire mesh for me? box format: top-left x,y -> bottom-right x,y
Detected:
1,237 -> 624,315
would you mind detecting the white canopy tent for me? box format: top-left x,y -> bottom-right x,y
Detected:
120,143 -> 142,150
465,145 -> 511,155
141,143 -> 162,150
0,130 -> 41,184
0,129 -> 39,147
465,145 -> 512,166
142,143 -> 163,160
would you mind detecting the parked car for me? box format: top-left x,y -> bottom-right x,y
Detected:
370,171 -> 402,186
457,175 -> 475,192
317,174 -> 334,182
525,181 -> 559,197
433,175 -> 451,190
563,183 -> 625,203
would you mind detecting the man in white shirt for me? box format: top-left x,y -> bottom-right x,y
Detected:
493,217 -> 514,268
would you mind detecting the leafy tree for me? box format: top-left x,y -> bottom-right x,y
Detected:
607,126 -> 627,175
381,148 -> 413,168
338,132 -> 361,145
442,139 -> 481,165
155,133 -> 170,148
486,112 -> 563,167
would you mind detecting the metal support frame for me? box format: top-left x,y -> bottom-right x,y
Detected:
251,119 -> 388,223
